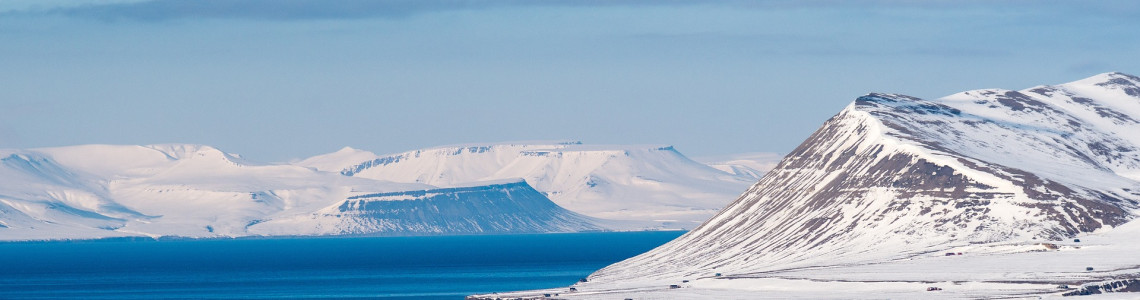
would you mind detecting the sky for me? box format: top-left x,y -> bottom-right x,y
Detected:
1,0 -> 1139,162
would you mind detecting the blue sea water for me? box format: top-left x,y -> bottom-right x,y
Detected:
0,231 -> 683,299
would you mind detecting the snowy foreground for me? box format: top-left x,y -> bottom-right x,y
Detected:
472,73 -> 1140,299
474,219 -> 1140,299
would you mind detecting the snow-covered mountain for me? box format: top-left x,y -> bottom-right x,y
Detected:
249,179 -> 606,236
297,142 -> 756,227
475,73 -> 1140,299
0,140 -> 752,240
695,152 -> 782,180
0,144 -> 598,240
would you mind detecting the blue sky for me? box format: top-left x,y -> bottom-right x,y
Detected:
2,0 -> 1138,162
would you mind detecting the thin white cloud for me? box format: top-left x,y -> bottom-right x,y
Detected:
0,0 -> 149,13
5,0 -> 704,21
24,0 -> 1137,22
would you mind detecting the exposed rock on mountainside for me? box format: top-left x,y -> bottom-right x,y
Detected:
596,72 -> 1140,280
474,72 -> 1140,299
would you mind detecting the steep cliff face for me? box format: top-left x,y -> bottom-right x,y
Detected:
583,72 -> 1140,285
302,142 -> 754,226
249,180 -> 604,235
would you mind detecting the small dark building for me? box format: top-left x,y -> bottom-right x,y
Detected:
1074,239 -> 1081,243
682,280 -> 690,283
715,273 -> 722,277
569,287 -> 577,292
945,252 -> 956,256
579,278 -> 588,283
1087,267 -> 1094,271
927,287 -> 942,291
669,285 -> 681,289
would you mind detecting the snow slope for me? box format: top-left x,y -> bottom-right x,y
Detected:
695,152 -> 783,180
298,141 -> 756,227
473,72 -> 1140,299
0,144 -> 598,240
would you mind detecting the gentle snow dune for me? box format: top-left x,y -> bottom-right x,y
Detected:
474,73 -> 1140,299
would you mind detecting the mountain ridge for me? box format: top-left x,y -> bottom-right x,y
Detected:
590,72 -> 1140,281
472,72 -> 1140,299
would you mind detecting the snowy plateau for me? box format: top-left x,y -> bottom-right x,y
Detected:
0,141 -> 770,241
472,73 -> 1140,300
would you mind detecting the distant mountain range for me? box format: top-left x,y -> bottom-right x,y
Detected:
297,142 -> 764,226
475,73 -> 1140,299
0,141 -> 775,240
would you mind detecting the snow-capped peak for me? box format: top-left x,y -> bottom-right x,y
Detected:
1067,71 -> 1140,90
578,72 -> 1140,288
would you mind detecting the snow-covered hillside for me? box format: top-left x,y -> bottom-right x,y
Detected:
695,152 -> 782,180
297,142 -> 756,227
474,73 -> 1140,299
0,145 -> 598,240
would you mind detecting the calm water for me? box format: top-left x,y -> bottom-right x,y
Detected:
0,231 -> 682,299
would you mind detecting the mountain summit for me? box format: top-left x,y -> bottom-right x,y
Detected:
475,72 -> 1140,299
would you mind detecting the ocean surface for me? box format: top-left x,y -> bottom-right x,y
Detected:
0,231 -> 683,299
